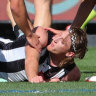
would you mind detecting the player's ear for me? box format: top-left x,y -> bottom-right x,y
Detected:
65,52 -> 75,58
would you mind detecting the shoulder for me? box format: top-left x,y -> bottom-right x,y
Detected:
61,66 -> 81,81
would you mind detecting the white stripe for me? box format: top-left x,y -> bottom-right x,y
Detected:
0,47 -> 25,62
0,37 -> 13,44
7,70 -> 27,82
57,71 -> 65,78
51,69 -> 65,79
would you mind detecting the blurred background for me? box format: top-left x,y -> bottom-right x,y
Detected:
0,0 -> 96,46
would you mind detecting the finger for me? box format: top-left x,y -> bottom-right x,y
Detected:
32,77 -> 44,83
37,43 -> 42,53
44,27 -> 60,34
38,77 -> 44,83
65,25 -> 71,30
49,78 -> 60,82
52,34 -> 59,40
34,40 -> 42,53
31,78 -> 40,83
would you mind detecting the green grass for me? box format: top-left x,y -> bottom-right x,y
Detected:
0,47 -> 96,96
76,47 -> 96,82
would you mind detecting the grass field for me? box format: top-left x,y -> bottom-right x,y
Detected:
0,47 -> 96,96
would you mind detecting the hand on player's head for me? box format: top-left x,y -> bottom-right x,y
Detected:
32,26 -> 48,48
44,27 -> 62,35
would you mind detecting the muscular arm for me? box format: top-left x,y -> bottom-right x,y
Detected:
7,0 -> 33,30
25,44 -> 40,82
10,0 -> 32,36
25,27 -> 48,83
10,0 -> 41,49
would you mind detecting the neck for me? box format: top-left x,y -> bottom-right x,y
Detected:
49,53 -> 65,67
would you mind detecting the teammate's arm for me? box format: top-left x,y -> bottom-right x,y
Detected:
25,44 -> 42,83
10,0 -> 41,51
25,27 -> 48,83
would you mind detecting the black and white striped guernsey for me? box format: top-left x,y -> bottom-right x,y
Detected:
0,26 -> 76,82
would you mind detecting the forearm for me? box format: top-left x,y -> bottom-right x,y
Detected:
71,0 -> 96,28
25,58 -> 39,81
27,17 -> 33,30
25,44 -> 40,82
10,0 -> 32,36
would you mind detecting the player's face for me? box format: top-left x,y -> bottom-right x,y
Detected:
47,30 -> 71,54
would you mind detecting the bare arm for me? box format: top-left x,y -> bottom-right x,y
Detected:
10,0 -> 41,50
10,0 -> 31,36
25,27 -> 48,83
25,44 -> 41,82
7,0 -> 33,31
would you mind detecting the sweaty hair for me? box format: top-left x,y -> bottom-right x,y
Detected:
69,27 -> 88,59
59,27 -> 88,68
